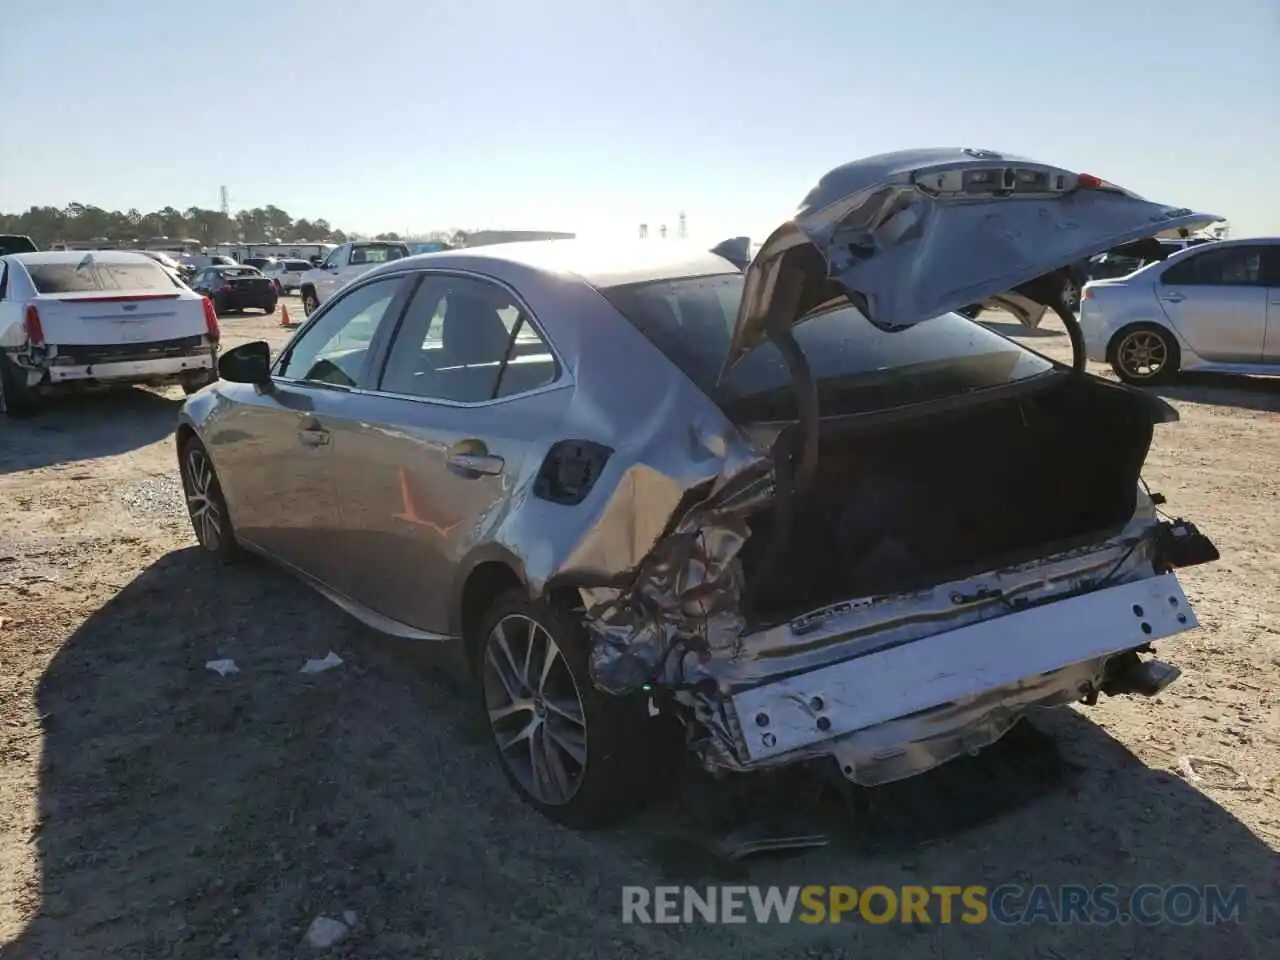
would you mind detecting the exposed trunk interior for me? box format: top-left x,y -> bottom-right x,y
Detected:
738,375 -> 1157,627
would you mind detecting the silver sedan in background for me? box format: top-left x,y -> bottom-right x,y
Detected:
1080,237 -> 1280,384
176,148 -> 1222,828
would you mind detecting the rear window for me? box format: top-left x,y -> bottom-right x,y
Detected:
220,267 -> 263,278
1,236 -> 38,255
350,245 -> 406,265
599,273 -> 1054,412
27,258 -> 177,294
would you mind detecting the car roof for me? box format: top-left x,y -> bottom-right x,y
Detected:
5,250 -> 160,266
389,238 -> 740,288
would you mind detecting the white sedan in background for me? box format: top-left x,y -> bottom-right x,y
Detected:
261,258 -> 314,295
0,250 -> 220,416
1080,237 -> 1280,384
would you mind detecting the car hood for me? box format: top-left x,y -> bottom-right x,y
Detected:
722,147 -> 1220,372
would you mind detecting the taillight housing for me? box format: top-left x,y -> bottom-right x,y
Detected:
202,297 -> 220,344
1082,288 -> 1094,301
23,304 -> 45,344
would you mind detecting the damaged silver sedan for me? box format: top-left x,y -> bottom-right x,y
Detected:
177,148 -> 1222,826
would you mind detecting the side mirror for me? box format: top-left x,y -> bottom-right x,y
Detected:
218,341 -> 273,386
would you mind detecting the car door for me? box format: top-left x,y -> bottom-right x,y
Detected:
315,245 -> 346,302
1154,244 -> 1268,363
210,274 -> 413,586
1261,243 -> 1280,363
319,271 -> 571,632
190,269 -> 212,296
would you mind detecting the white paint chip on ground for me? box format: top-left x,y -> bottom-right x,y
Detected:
300,651 -> 343,674
205,659 -> 240,676
303,915 -> 348,949
1179,755 -> 1251,791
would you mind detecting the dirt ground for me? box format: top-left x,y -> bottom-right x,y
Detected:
1,301 -> 1277,959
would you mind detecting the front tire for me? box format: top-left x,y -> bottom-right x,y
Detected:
1109,323 -> 1179,386
263,298 -> 278,315
474,590 -> 679,828
179,436 -> 242,562
301,288 -> 319,317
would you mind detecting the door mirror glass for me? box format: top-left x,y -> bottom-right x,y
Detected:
218,340 -> 272,385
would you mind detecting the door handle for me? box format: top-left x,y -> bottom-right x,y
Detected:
298,428 -> 330,447
447,451 -> 505,475
1161,293 -> 1186,303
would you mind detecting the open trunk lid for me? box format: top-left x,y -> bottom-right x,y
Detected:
723,148 -> 1220,372
32,291 -> 207,347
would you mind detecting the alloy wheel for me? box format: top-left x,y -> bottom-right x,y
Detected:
303,292 -> 318,316
184,446 -> 223,550
1116,329 -> 1168,380
1061,279 -> 1080,310
481,613 -> 588,806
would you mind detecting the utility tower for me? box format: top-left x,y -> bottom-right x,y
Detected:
677,211 -> 687,239
220,185 -> 230,217
639,223 -> 649,239
659,224 -> 668,239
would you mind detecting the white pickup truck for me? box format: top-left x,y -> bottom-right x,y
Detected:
297,241 -> 412,316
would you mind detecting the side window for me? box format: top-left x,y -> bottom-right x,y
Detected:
277,277 -> 402,387
378,275 -> 557,403
1162,246 -> 1264,287
0,263 -> 7,299
320,247 -> 343,269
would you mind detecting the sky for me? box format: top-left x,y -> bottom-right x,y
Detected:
1,0 -> 1276,241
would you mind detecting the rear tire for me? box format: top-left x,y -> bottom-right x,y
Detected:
0,353 -> 39,418
179,435 -> 242,563
472,589 -> 682,828
1108,323 -> 1179,386
1060,277 -> 1081,312
181,370 -> 217,396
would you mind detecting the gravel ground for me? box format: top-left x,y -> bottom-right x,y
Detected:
1,300 -> 1277,958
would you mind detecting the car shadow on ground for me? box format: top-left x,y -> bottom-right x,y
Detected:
1151,373 -> 1280,413
0,387 -> 179,475
11,548 -> 1274,958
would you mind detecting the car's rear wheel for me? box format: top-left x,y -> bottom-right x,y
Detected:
1109,323 -> 1179,385
181,370 -> 217,396
0,352 -> 39,418
474,590 -> 680,828
1060,277 -> 1081,311
302,289 -> 319,317
179,436 -> 241,562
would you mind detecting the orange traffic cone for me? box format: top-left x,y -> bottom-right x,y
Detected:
279,302 -> 292,327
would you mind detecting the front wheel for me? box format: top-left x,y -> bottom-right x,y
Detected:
263,299 -> 278,315
474,590 -> 681,828
1109,324 -> 1180,386
301,289 -> 319,317
179,436 -> 242,562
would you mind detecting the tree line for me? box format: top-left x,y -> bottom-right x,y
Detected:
0,202 -> 351,248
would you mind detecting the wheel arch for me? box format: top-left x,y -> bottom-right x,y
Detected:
452,547 -> 531,647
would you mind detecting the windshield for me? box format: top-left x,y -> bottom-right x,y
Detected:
28,258 -> 177,293
599,273 -> 1054,413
